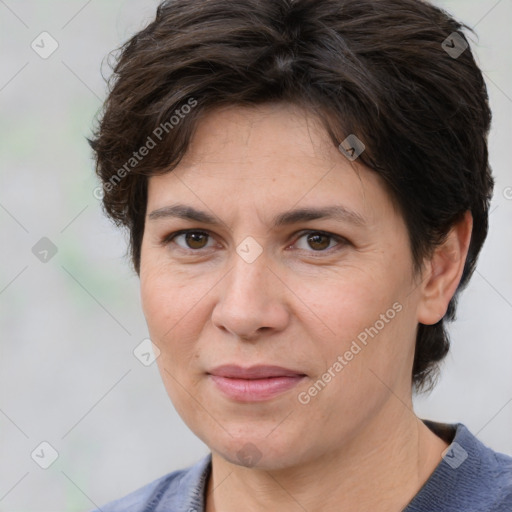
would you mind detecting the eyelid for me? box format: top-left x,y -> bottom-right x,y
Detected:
161,228 -> 349,254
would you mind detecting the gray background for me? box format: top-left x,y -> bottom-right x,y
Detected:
1,0 -> 511,510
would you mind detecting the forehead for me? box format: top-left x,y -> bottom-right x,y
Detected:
180,103 -> 334,163
146,103 -> 400,228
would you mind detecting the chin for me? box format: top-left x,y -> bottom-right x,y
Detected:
207,429 -> 306,471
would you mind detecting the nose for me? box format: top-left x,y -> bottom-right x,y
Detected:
211,252 -> 290,341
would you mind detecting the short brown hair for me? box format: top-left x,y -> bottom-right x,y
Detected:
89,0 -> 494,391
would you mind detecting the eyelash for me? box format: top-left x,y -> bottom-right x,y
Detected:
161,229 -> 349,257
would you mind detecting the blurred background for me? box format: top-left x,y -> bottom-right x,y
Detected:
1,0 -> 511,510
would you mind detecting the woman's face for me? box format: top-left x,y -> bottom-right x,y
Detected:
140,103 -> 426,470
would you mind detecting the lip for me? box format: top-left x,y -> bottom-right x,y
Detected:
207,365 -> 306,402
209,364 -> 306,379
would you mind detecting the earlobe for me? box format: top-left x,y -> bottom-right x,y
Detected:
417,211 -> 473,325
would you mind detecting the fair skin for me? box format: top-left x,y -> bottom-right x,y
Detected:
139,103 -> 473,512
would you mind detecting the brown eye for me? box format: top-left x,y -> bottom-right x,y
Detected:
294,231 -> 343,253
306,233 -> 331,251
164,229 -> 346,256
165,230 -> 214,251
184,232 -> 209,249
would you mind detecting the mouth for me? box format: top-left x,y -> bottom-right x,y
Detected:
207,365 -> 307,402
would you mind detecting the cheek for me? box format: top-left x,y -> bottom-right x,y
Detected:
141,259 -> 203,325
300,269 -> 392,337
303,268 -> 411,373
141,271 -> 206,414
140,268 -> 204,359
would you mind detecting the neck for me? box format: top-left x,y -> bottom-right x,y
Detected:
204,406 -> 449,512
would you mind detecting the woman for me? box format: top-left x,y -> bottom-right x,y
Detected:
89,0 -> 512,510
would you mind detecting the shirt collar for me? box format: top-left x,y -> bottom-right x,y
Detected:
155,452 -> 212,511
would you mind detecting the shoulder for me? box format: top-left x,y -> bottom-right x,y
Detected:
91,472 -> 177,512
406,422 -> 512,512
484,446 -> 512,511
449,423 -> 512,511
89,454 -> 212,512
460,423 -> 512,508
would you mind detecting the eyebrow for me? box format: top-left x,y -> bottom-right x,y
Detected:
147,204 -> 367,227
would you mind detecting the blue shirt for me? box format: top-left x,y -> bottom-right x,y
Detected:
92,421 -> 512,511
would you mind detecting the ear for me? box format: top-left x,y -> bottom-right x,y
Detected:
417,211 -> 473,325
